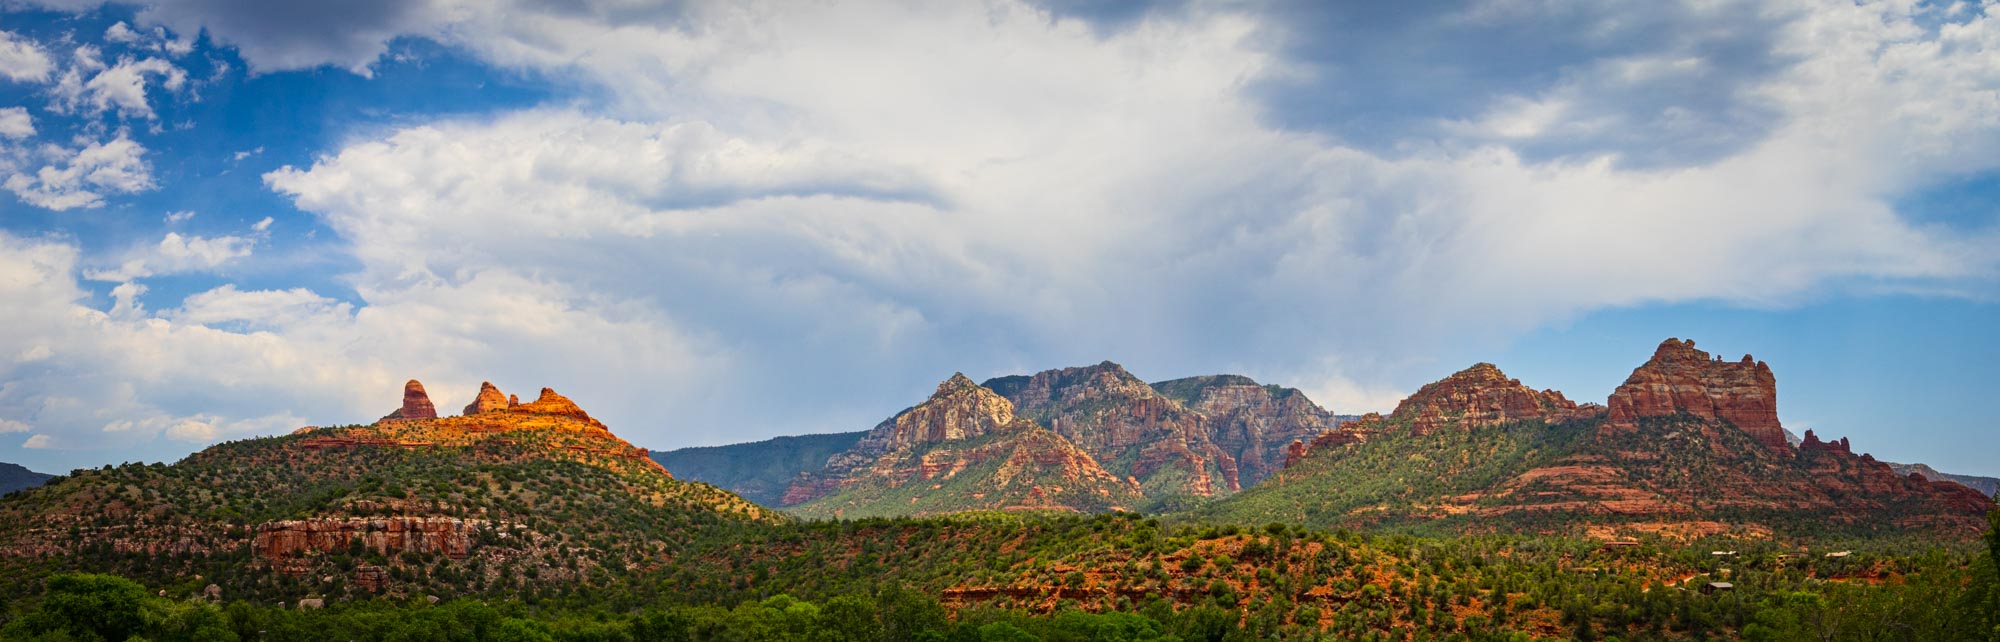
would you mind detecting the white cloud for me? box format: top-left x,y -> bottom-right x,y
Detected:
164,210 -> 194,223
83,230 -> 260,282
0,31 -> 54,83
52,56 -> 188,119
4,0 -> 2000,469
3,133 -> 154,210
0,107 -> 32,140
104,21 -> 144,44
257,0 -> 2000,423
0,419 -> 28,433
164,417 -> 215,442
251,216 -> 272,232
21,435 -> 55,449
0,229 -> 722,467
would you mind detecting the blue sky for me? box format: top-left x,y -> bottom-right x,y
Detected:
0,0 -> 1995,478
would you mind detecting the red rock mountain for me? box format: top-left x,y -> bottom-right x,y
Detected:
1391,363 -> 1584,434
1604,338 -> 1787,455
985,362 -> 1240,498
1245,338 -> 1993,538
1288,362 -> 1593,463
784,374 -> 1140,518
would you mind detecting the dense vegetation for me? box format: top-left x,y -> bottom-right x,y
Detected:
0,430 -> 775,606
6,505 -> 1997,640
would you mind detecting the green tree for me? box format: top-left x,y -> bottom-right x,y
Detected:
2,573 -> 151,642
818,594 -> 883,642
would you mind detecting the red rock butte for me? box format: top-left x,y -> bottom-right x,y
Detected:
1604,338 -> 1788,455
381,380 -> 439,421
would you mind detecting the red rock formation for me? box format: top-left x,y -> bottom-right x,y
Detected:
993,362 -> 1239,496
514,388 -> 595,422
1391,363 -> 1579,435
1154,375 -> 1335,487
783,373 -> 1143,514
463,382 -> 510,415
381,380 -> 439,421
1605,339 -> 1788,454
253,517 -> 482,564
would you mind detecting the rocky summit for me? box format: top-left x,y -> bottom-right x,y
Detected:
1604,338 -> 1788,455
462,381 -> 511,415
0,379 -> 777,601
1212,338 -> 1993,539
784,373 -> 1141,518
380,379 -> 439,421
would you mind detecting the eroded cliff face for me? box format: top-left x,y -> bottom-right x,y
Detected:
783,374 -> 1141,514
1604,339 -> 1787,454
1392,363 -> 1582,435
992,362 -> 1239,497
254,517 -> 482,563
1153,375 -> 1334,487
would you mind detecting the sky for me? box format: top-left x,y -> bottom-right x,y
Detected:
0,0 -> 1995,478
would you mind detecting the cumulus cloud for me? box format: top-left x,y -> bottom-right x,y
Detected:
0,31 -> 54,83
5,0 -> 2000,470
0,419 -> 28,433
51,56 -> 188,119
21,434 -> 55,449
0,107 -> 33,140
262,0 -> 1999,408
0,229 -> 721,466
83,228 -> 263,282
3,133 -> 154,210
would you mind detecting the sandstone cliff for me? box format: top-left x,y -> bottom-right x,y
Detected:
1604,338 -> 1787,455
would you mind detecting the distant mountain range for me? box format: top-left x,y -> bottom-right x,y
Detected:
652,363 -> 1338,518
655,337 -> 1993,539
0,462 -> 52,495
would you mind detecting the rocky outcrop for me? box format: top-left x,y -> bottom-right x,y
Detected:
253,517 -> 483,563
1605,339 -> 1787,454
1152,375 -> 1335,487
871,374 -> 1021,449
989,362 -> 1239,497
515,388 -> 593,421
1391,363 -> 1580,435
381,380 -> 438,421
463,382 -> 510,415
